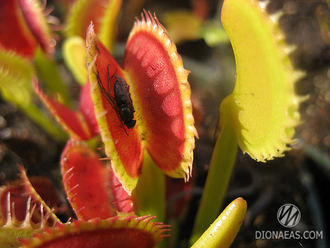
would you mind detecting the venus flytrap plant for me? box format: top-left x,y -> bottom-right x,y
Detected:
191,0 -> 304,244
0,169 -> 63,248
85,11 -> 197,227
1,139 -> 171,248
0,141 -> 246,247
0,0 -> 251,247
83,9 -> 247,247
60,139 -> 133,220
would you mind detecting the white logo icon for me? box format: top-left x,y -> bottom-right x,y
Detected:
277,203 -> 301,228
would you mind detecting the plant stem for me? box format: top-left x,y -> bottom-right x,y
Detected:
34,48 -> 73,108
132,150 -> 165,223
190,118 -> 238,245
23,102 -> 68,141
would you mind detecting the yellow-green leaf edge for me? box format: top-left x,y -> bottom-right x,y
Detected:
65,0 -> 122,52
221,0 -> 304,162
63,36 -> 87,85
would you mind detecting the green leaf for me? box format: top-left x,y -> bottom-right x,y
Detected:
34,48 -> 73,108
191,0 -> 303,243
221,0 -> 302,161
63,36 -> 87,85
0,50 -> 34,104
0,50 -> 67,140
0,226 -> 41,248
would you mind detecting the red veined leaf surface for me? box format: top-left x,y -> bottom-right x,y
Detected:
20,215 -> 170,248
0,0 -> 37,59
61,139 -> 117,220
123,11 -> 196,179
86,26 -> 144,194
33,79 -> 98,140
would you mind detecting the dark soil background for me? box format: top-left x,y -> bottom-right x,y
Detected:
1,0 -> 330,248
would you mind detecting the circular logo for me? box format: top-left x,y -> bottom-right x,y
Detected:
277,203 -> 301,228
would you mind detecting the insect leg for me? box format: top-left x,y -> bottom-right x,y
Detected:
96,68 -> 116,108
107,64 -> 112,96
